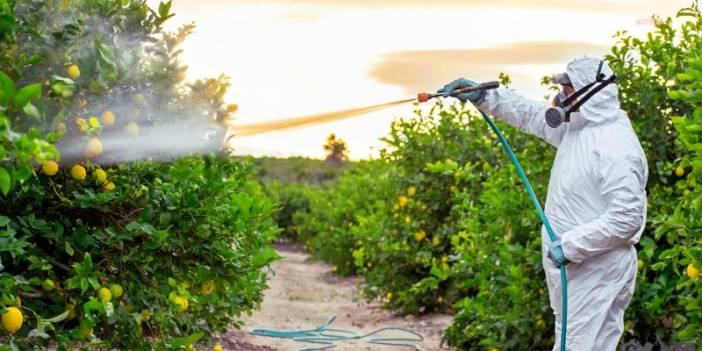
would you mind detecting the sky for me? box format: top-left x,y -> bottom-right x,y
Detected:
152,0 -> 686,159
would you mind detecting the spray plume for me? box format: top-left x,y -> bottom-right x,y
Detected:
58,122 -> 224,165
231,98 -> 415,137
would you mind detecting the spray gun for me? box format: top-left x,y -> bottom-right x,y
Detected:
416,81 -> 500,103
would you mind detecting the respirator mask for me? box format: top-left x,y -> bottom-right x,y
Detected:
545,60 -> 617,128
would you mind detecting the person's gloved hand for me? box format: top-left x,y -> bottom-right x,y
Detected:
548,240 -> 569,267
437,78 -> 486,104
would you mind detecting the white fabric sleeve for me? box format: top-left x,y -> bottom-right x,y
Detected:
560,153 -> 648,263
478,88 -> 566,147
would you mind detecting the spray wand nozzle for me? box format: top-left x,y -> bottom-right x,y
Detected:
417,81 -> 500,103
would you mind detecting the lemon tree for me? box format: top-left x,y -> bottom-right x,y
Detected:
0,1 -> 278,350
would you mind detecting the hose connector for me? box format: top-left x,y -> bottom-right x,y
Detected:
417,81 -> 499,103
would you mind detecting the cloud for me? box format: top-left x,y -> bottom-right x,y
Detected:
367,41 -> 609,94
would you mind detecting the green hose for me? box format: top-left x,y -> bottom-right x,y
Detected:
250,315 -> 425,351
478,109 -> 568,351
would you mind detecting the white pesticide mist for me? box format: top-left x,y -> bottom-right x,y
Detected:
98,122 -> 224,164
55,83 -> 228,165
58,120 -> 225,165
43,6 -> 229,165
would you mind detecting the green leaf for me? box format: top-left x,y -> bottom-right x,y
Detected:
13,83 -> 41,109
65,241 -> 74,256
22,103 -> 39,119
82,298 -> 105,318
80,278 -> 88,293
0,71 -> 16,105
167,332 -> 204,348
0,14 -> 16,37
50,76 -> 75,98
0,166 -> 10,196
252,247 -> 280,268
44,310 -> 69,323
0,216 -> 10,227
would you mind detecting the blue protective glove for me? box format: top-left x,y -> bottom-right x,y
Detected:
548,240 -> 569,267
437,78 -> 486,104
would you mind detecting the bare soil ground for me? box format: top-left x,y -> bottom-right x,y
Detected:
216,243 -> 453,351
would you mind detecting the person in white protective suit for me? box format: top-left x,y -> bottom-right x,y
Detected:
439,56 -> 648,350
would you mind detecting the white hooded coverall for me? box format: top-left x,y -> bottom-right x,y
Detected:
478,56 -> 648,350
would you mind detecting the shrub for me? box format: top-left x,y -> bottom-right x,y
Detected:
294,160 -> 393,275
0,1 -> 278,349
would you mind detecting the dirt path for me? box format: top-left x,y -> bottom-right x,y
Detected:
217,243 -> 453,351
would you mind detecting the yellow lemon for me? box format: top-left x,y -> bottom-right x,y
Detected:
98,287 -> 112,302
126,122 -> 140,136
57,122 -> 67,134
42,160 -> 59,176
80,326 -> 93,339
103,181 -> 116,192
200,281 -> 216,295
688,264 -> 700,280
141,309 -> 151,321
407,186 -> 416,197
414,230 -> 426,242
213,344 -> 223,351
637,259 -> 644,270
172,296 -> 188,312
66,303 -> 76,319
398,196 -> 408,207
86,137 -> 103,158
1,306 -> 23,334
70,164 -> 86,181
490,133 -> 498,140
109,284 -> 123,298
226,104 -> 238,113
67,64 -> 80,79
432,235 -> 441,246
94,169 -> 107,184
404,216 -> 411,225
683,189 -> 691,196
386,292 -> 393,300
102,110 -> 115,126
675,166 -> 685,177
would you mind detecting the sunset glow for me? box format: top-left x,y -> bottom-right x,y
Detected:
155,0 -> 684,159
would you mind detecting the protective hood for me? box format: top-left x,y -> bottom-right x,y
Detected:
565,56 -> 621,125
